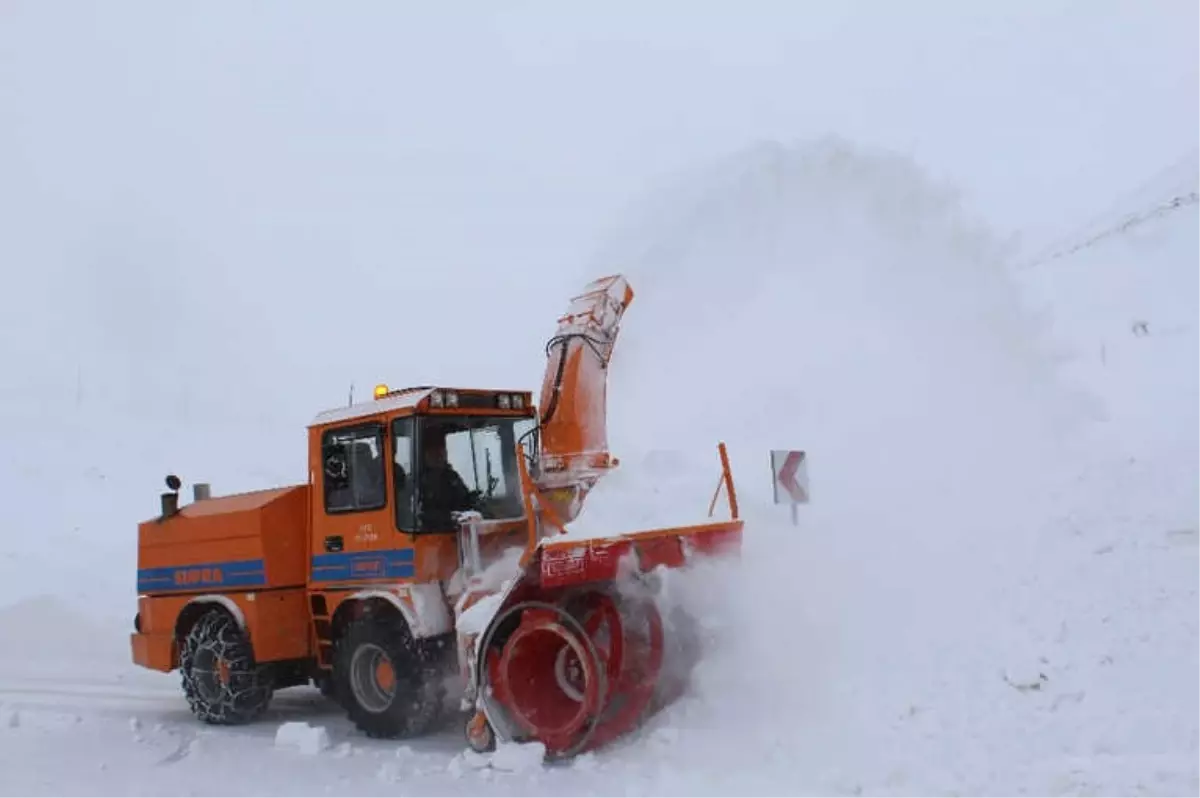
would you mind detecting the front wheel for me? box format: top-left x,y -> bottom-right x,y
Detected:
179,609 -> 273,724
333,616 -> 443,739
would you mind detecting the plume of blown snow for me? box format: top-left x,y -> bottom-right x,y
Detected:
571,138 -> 1101,789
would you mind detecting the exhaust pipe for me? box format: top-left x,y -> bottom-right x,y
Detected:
159,474 -> 182,520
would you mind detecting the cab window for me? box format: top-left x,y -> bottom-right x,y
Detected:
322,423 -> 387,514
414,415 -> 537,531
391,417 -> 416,531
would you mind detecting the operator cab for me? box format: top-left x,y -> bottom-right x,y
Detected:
410,413 -> 535,531
311,386 -> 537,543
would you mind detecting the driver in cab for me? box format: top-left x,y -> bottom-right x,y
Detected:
419,433 -> 477,527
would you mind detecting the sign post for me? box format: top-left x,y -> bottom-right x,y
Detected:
770,449 -> 809,525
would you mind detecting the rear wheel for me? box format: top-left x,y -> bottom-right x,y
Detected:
179,609 -> 273,724
333,615 -> 443,739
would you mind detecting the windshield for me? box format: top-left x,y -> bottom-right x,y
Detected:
411,415 -> 537,531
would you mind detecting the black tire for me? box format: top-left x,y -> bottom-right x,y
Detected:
333,614 -> 444,739
179,609 -> 273,724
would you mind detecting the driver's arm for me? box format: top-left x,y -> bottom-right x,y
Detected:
446,467 -> 476,507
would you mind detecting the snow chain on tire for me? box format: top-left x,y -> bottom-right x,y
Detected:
179,609 -> 273,724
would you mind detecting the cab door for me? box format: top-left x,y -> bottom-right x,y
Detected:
310,420 -> 403,586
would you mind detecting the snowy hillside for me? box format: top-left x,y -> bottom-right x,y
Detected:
1018,149 -> 1199,466
1,4 -> 1197,796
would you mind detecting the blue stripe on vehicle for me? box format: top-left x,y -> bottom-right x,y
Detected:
310,548 -> 415,582
136,558 -> 267,593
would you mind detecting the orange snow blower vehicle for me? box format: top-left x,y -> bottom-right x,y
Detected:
130,274 -> 743,759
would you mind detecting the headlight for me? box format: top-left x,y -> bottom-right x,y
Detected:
445,391 -> 459,408
512,394 -> 524,409
497,394 -> 511,409
430,391 -> 444,408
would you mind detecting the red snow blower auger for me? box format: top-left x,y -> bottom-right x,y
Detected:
451,275 -> 744,760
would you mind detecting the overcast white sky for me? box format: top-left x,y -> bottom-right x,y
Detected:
1,1 -> 1196,430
